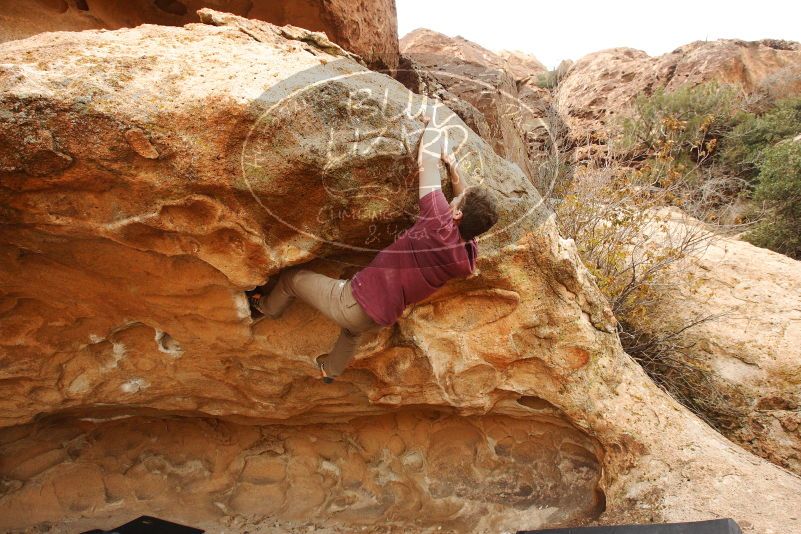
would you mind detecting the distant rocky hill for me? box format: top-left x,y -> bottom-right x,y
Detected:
554,39 -> 801,144
401,29 -> 801,157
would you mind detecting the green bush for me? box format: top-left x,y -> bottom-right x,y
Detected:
720,96 -> 801,178
618,82 -> 742,161
744,141 -> 801,258
534,60 -> 572,89
613,83 -> 745,219
535,70 -> 557,89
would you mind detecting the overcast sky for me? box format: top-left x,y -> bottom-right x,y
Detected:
396,0 -> 801,68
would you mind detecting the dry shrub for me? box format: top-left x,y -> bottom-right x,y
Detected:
552,148 -> 714,319
538,82 -> 797,430
550,142 -> 744,430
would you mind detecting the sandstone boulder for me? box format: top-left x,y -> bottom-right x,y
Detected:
497,50 -> 557,162
1,11 -> 801,534
631,210 -> 801,476
395,53 -> 495,144
0,0 -> 400,72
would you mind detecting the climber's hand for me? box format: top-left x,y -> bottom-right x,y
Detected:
441,129 -> 456,167
420,100 -> 445,125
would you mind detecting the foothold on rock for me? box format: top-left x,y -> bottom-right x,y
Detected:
22,148 -> 73,176
124,127 -> 160,159
19,129 -> 73,176
155,330 -> 183,357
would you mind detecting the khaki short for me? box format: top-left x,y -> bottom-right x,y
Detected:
259,268 -> 381,376
264,269 -> 378,332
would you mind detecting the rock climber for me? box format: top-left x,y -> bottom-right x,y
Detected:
248,105 -> 499,383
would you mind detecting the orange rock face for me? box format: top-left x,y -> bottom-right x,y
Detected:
0,411 -> 604,532
0,0 -> 399,72
1,10 -> 801,534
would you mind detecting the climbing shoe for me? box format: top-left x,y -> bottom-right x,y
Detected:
245,289 -> 265,321
316,355 -> 334,384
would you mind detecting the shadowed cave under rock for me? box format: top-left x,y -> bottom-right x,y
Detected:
0,408 -> 604,532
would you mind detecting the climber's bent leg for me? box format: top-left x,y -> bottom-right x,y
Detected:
262,268 -> 378,330
325,328 -> 361,377
260,268 -> 337,321
260,268 -> 380,376
316,279 -> 380,377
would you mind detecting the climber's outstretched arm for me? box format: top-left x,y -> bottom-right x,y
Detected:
417,114 -> 443,200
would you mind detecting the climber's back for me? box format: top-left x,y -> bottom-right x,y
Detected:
350,188 -> 477,326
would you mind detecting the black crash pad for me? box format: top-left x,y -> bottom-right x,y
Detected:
518,518 -> 742,534
80,515 -> 204,534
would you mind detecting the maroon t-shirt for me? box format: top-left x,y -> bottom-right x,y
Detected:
351,189 -> 478,326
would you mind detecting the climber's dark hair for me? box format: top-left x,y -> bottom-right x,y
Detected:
458,187 -> 499,241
